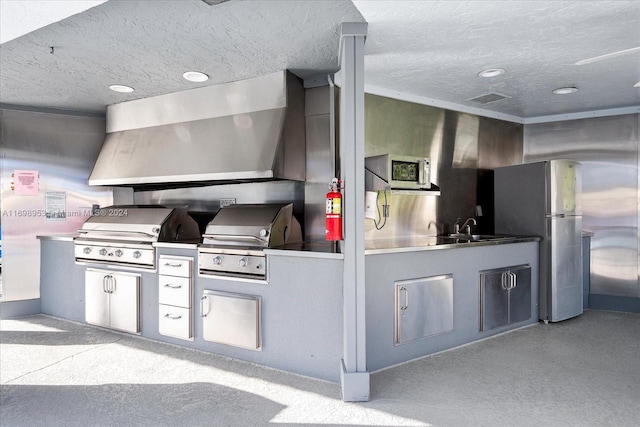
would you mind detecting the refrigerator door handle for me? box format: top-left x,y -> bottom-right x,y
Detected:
546,213 -> 566,218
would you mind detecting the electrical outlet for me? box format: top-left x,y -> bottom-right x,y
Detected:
365,191 -> 377,219
220,198 -> 236,208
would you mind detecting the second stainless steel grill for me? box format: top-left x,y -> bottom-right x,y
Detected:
198,203 -> 301,279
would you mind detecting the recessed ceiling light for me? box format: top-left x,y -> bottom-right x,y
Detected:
477,68 -> 505,78
183,71 -> 209,83
552,87 -> 578,95
109,84 -> 134,93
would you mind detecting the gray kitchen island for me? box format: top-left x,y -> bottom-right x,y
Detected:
39,235 -> 538,382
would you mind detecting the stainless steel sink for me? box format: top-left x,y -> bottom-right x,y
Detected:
447,234 -> 517,242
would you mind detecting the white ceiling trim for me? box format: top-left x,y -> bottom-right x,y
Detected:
363,83 -> 525,124
357,81 -> 639,125
523,106 -> 640,124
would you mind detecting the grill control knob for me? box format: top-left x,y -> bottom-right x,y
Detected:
99,248 -> 108,256
213,256 -> 223,265
259,229 -> 268,237
83,247 -> 92,254
238,257 -> 249,268
115,250 -> 123,257
133,251 -> 142,259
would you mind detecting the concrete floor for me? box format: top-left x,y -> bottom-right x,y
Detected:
1,309 -> 639,427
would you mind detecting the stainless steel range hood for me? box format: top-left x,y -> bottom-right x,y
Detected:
89,71 -> 305,187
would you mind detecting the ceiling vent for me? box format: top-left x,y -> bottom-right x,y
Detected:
202,0 -> 229,5
466,92 -> 511,104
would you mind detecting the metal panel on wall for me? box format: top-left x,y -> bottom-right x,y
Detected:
362,93 -> 523,239
304,85 -> 334,241
524,114 -> 639,298
1,109 -> 113,302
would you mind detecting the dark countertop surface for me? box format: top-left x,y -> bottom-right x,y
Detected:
266,241 -> 343,259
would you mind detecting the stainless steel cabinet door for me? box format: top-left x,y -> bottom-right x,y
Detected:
509,266 -> 532,324
394,275 -> 454,345
480,270 -> 509,331
108,273 -> 140,334
201,290 -> 261,351
480,265 -> 532,331
85,270 -> 110,328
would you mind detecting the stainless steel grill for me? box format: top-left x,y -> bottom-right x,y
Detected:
198,203 -> 301,279
74,205 -> 200,269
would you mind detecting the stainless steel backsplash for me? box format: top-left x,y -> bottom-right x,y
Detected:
362,93 -> 523,240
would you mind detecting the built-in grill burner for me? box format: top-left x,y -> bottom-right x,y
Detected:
198,203 -> 301,280
74,205 -> 200,269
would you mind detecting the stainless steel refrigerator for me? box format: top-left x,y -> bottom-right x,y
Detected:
494,160 -> 583,323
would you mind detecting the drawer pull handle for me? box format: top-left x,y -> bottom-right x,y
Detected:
164,262 -> 183,268
164,283 -> 183,289
164,313 -> 182,320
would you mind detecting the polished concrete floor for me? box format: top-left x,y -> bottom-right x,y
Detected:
1,309 -> 639,427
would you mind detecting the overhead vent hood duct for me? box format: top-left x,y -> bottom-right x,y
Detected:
89,71 -> 305,188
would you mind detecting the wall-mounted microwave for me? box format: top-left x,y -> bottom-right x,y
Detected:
365,154 -> 432,190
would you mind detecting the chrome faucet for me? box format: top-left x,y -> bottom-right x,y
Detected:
454,217 -> 477,235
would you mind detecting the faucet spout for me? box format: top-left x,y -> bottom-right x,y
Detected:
458,217 -> 477,235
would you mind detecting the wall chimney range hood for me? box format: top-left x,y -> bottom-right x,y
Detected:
89,71 -> 305,188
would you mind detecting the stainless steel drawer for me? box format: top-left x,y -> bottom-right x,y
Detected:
158,256 -> 192,277
158,275 -> 191,308
158,304 -> 192,340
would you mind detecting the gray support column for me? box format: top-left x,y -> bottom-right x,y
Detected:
338,22 -> 369,402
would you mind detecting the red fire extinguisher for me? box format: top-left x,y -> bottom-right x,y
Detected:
325,178 -> 343,241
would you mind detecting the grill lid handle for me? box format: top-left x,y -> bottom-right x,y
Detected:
202,234 -> 267,245
78,229 -> 158,238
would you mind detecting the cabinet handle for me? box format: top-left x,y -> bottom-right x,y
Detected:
501,272 -> 509,290
103,275 -> 115,294
200,295 -> 210,317
164,313 -> 182,320
502,272 -> 517,290
163,283 -> 183,289
400,286 -> 409,310
164,262 -> 183,268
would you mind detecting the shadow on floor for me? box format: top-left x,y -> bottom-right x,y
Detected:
1,382 -> 285,427
2,311 -> 640,427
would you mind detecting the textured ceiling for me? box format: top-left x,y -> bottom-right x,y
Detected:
0,0 -> 638,121
0,0 -> 107,44
355,0 -> 640,120
0,0 -> 364,114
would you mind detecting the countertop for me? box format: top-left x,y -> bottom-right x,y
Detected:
37,234 -> 77,242
266,241 -> 344,259
365,235 -> 540,255
36,233 -> 543,257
